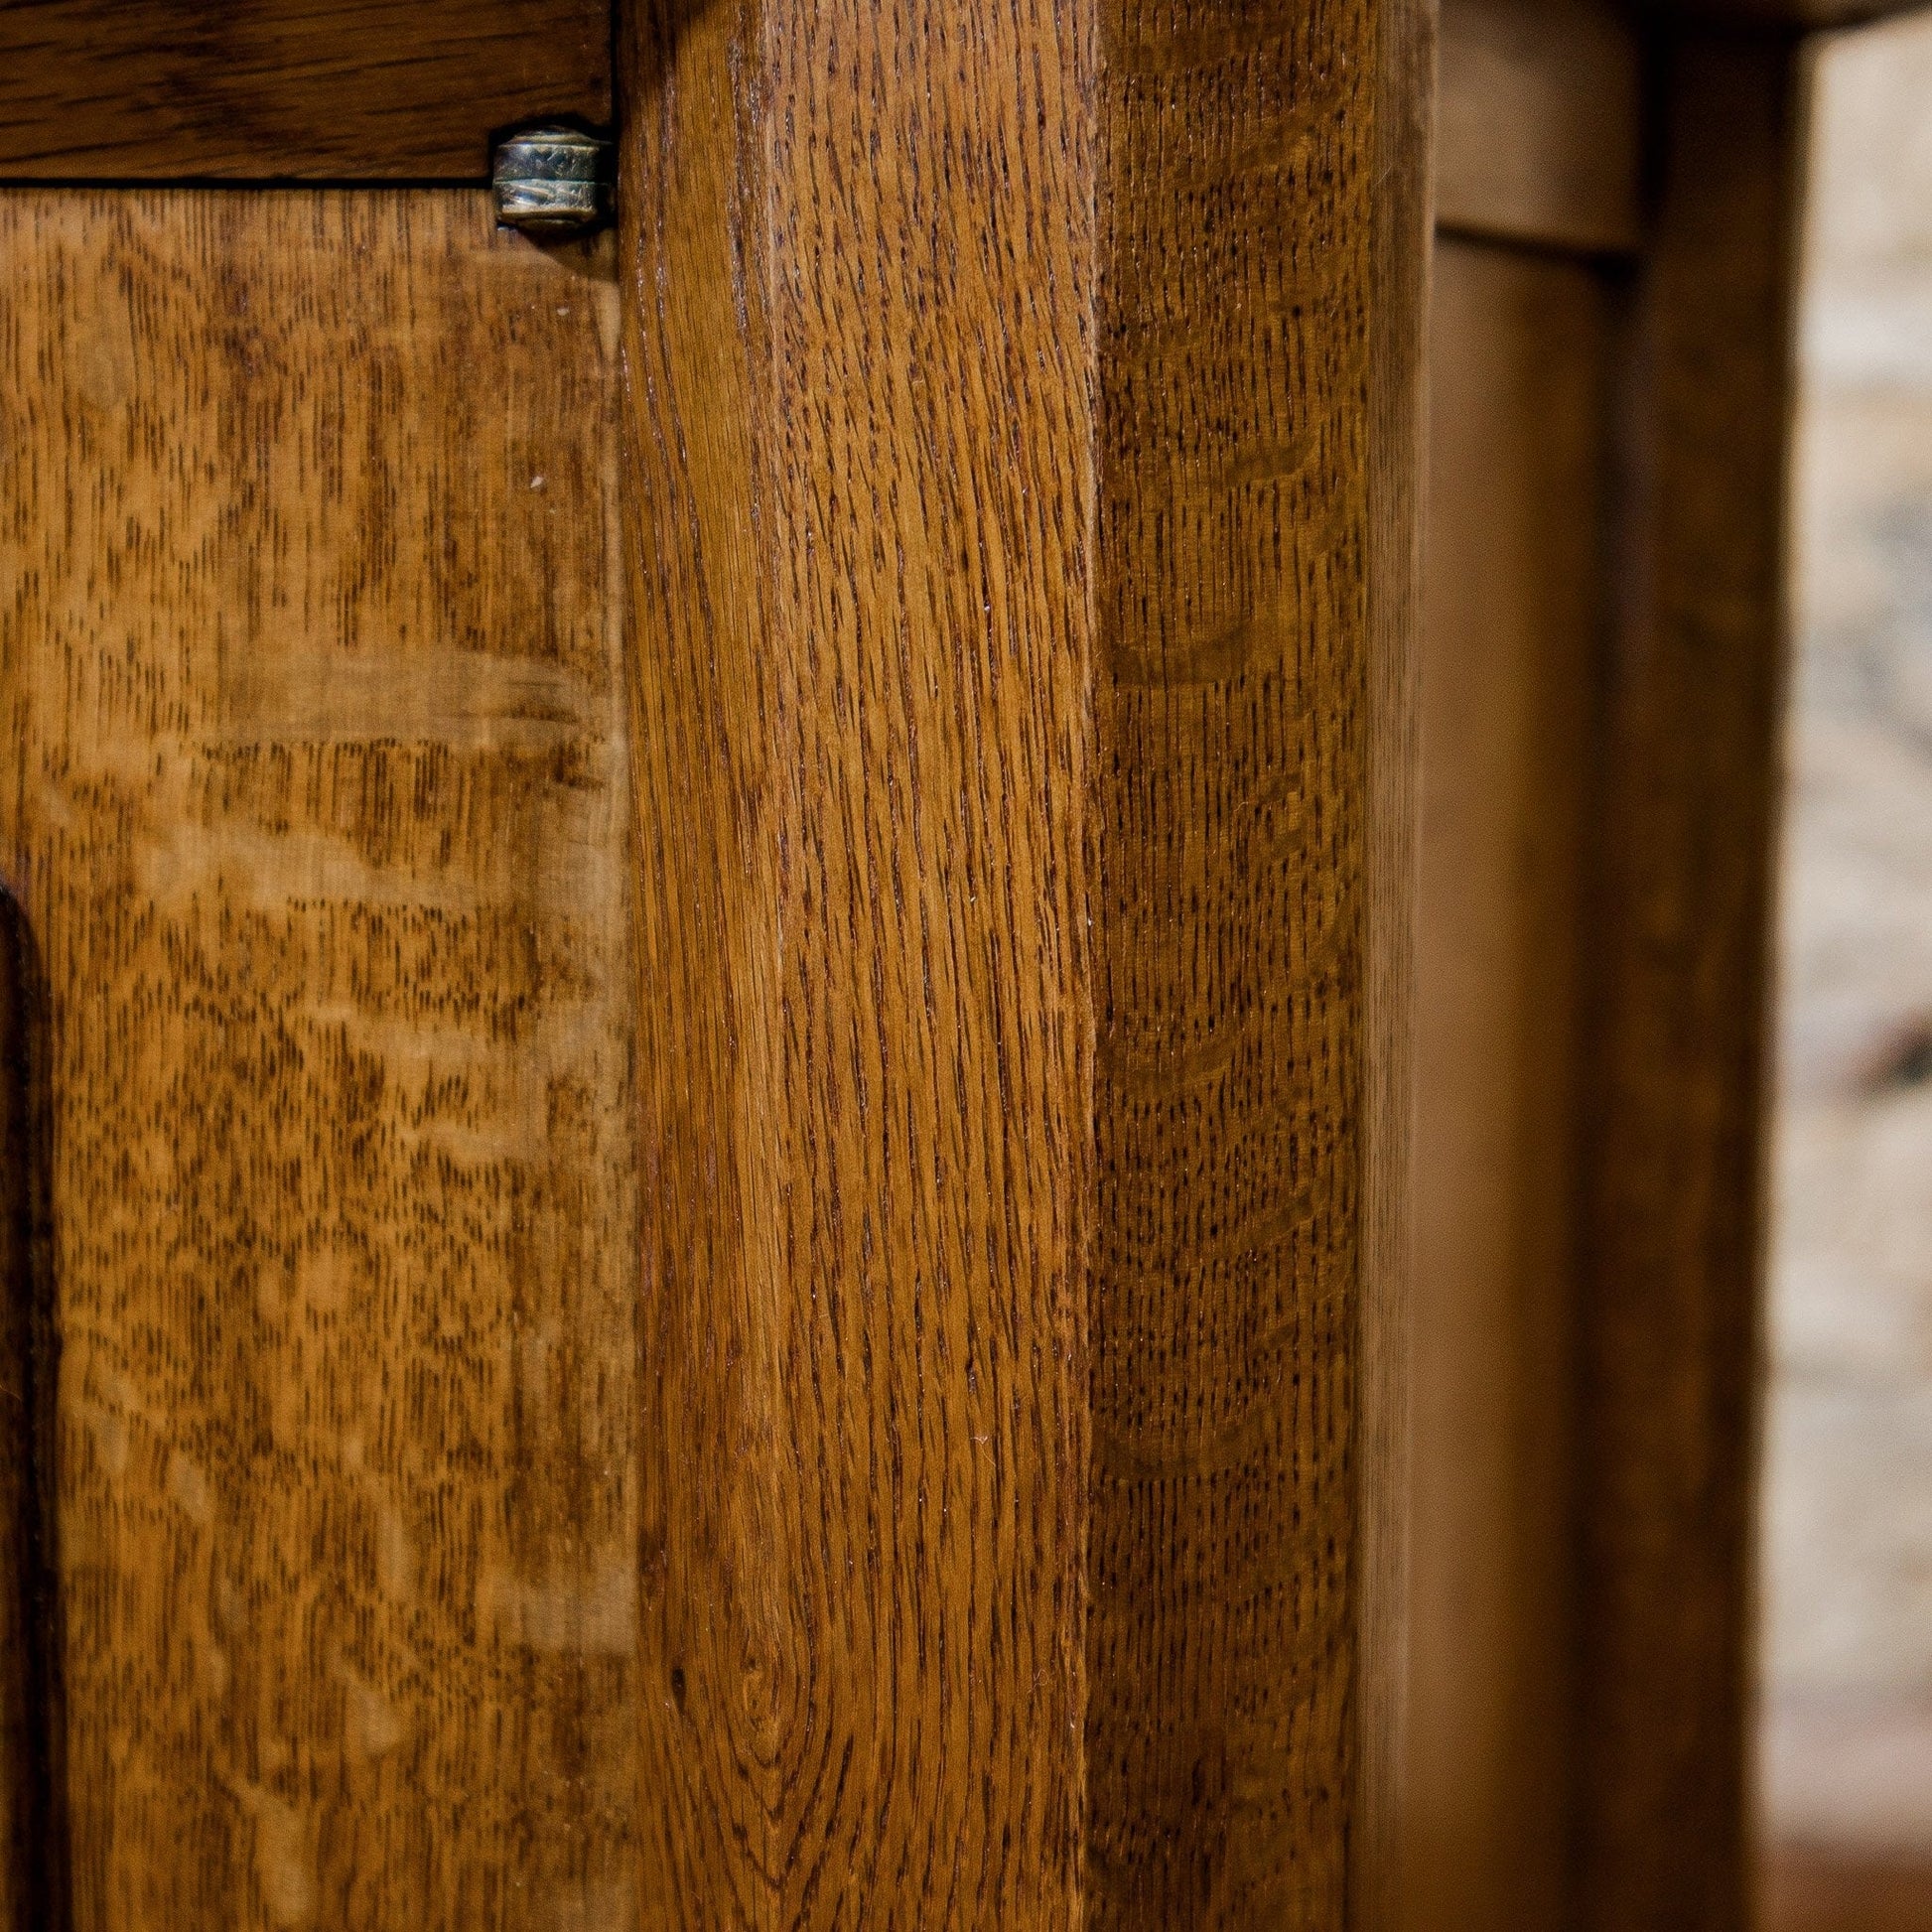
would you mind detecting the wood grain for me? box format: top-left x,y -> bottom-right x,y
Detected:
619,0 -> 1433,1923
1438,0 -> 1644,254
1405,236 -> 1612,1932
622,3 -> 1093,1917
1574,31 -> 1807,1932
1088,0 -> 1433,1922
0,193 -> 637,1928
0,1 -> 610,181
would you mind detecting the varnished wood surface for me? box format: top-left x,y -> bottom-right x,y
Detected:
622,0 -> 1092,1915
1438,0 -> 1644,254
1573,32 -> 1807,1932
1090,0 -> 1435,1911
1406,236 -> 1611,1932
1090,0 -> 1431,1921
620,0 -> 1433,1922
0,2 -> 610,181
0,193 -> 637,1926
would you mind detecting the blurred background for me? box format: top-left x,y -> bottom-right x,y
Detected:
1762,13 -> 1932,1930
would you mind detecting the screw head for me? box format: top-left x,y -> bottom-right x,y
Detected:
493,127 -> 609,234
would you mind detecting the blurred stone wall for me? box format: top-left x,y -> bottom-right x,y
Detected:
1762,6 -> 1932,1869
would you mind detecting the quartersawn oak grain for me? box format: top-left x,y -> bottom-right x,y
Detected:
0,1 -> 609,181
0,193 -> 638,1927
621,0 -> 1434,1924
1089,0 -> 1432,1916
621,3 -> 1094,1918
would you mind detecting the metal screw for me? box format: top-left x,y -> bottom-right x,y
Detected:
493,127 -> 610,235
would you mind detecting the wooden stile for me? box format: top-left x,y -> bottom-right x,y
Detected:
1573,31 -> 1808,1932
1410,5 -> 1817,1929
619,0 -> 1435,1922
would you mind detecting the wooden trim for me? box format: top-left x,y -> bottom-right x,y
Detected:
1359,2 -> 1438,1922
1574,28 -> 1807,1931
1435,0 -> 1928,258
0,2 -> 609,181
618,0 -> 1435,1919
1438,0 -> 1644,255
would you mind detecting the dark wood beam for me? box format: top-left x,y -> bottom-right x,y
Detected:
0,1 -> 610,180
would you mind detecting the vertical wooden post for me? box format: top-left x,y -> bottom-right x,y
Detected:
618,0 -> 1436,1920
1575,26 -> 1808,1932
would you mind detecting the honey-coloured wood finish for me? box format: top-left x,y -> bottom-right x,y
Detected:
0,193 -> 638,1927
0,2 -> 610,181
620,0 -> 1434,1923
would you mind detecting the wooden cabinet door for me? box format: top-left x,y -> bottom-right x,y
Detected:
1,4 -> 1436,1928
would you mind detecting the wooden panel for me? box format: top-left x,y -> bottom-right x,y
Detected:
619,0 -> 1432,1922
0,194 -> 636,1926
1438,0 -> 1644,254
1405,237 -> 1612,1932
0,2 -> 609,181
1574,32 -> 1807,1932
